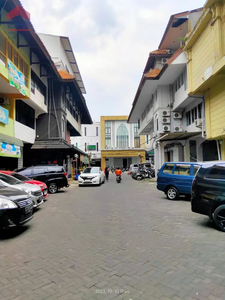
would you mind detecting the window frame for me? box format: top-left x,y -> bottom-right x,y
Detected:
162,163 -> 175,174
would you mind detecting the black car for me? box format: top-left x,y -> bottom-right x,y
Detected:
17,165 -> 69,194
191,161 -> 225,231
0,184 -> 33,229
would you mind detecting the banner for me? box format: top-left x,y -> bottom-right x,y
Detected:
7,59 -> 25,96
0,106 -> 9,125
0,142 -> 21,158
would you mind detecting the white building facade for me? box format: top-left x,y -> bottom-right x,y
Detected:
128,10 -> 218,172
71,122 -> 101,166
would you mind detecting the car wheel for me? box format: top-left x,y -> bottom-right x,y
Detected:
48,183 -> 58,194
166,187 -> 179,200
213,205 -> 225,232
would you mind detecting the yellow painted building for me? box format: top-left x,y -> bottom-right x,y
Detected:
100,116 -> 146,169
184,0 -> 225,159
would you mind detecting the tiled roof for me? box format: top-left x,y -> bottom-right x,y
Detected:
166,48 -> 183,65
150,49 -> 169,55
58,70 -> 75,80
145,68 -> 162,78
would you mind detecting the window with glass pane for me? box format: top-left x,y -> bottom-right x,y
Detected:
134,123 -> 138,136
198,103 -> 202,118
116,124 -> 129,148
186,111 -> 191,126
191,109 -> 195,123
173,164 -> 191,175
0,32 -> 6,65
206,166 -> 225,180
163,164 -> 175,174
134,137 -> 140,148
105,121 -> 111,134
105,137 -> 111,148
8,43 -> 12,61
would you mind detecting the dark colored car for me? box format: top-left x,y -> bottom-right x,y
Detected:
0,184 -> 33,229
157,162 -> 201,200
191,161 -> 225,231
17,165 -> 69,194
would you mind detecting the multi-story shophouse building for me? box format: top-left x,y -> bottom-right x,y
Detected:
184,0 -> 225,160
30,33 -> 92,175
0,1 -> 92,174
71,122 -> 101,167
0,0 -> 58,170
101,116 -> 146,169
127,9 -> 219,172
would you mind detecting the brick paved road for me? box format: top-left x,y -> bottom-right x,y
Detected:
1,174 -> 225,300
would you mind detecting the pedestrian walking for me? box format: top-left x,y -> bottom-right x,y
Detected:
105,166 -> 109,181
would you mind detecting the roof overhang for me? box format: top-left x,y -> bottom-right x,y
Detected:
156,132 -> 201,142
60,36 -> 86,94
128,51 -> 186,123
7,0 -> 61,82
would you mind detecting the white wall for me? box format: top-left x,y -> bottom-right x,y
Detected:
15,121 -> 35,144
38,34 -> 74,75
66,109 -> 81,135
71,122 -> 101,158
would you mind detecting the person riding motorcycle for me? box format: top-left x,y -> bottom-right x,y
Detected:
115,166 -> 122,182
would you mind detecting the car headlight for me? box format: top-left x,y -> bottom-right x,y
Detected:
0,197 -> 17,209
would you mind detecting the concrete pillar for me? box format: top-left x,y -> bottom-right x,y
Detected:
18,147 -> 23,169
184,140 -> 190,161
101,156 -> 106,170
196,139 -> 203,162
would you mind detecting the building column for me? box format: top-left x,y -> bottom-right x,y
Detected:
184,140 -> 190,161
101,156 -> 106,170
18,147 -> 23,169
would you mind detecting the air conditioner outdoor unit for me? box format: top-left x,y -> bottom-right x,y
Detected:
162,117 -> 170,124
173,112 -> 182,119
162,110 -> 170,117
195,118 -> 202,127
174,126 -> 183,132
163,125 -> 170,132
0,98 -> 10,105
161,58 -> 168,65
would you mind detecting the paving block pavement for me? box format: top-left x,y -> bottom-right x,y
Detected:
1,176 -> 225,299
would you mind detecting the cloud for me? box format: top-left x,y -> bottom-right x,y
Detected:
22,0 -> 204,121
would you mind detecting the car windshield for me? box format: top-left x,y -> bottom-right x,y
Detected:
12,173 -> 30,182
83,167 -> 99,174
0,174 -> 22,185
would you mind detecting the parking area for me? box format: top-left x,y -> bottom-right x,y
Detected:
0,175 -> 225,300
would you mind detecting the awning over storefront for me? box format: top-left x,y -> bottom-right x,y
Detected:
31,139 -> 89,156
0,133 -> 23,146
156,132 -> 201,142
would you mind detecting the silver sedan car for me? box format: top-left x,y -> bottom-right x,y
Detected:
0,173 -> 43,208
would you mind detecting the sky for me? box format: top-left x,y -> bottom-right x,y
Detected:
22,0 -> 205,122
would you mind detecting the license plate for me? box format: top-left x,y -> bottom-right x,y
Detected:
25,205 -> 32,214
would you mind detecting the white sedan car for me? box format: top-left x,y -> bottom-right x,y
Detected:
78,167 -> 105,186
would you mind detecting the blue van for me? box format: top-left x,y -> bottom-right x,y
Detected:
157,162 -> 201,200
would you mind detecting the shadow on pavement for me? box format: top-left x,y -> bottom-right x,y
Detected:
0,225 -> 30,240
195,218 -> 218,231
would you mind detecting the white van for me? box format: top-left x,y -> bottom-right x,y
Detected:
129,164 -> 139,175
